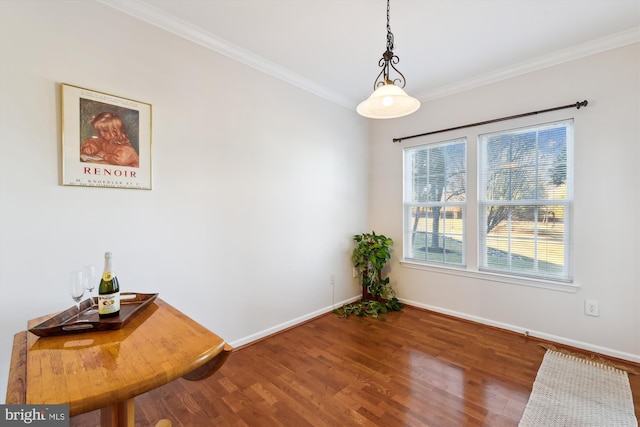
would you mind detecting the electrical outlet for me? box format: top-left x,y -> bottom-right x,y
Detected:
585,299 -> 599,317
330,273 -> 335,287
352,267 -> 358,278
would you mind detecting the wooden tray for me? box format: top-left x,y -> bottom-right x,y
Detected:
28,292 -> 158,337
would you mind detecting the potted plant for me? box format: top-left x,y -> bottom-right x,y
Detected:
334,231 -> 402,318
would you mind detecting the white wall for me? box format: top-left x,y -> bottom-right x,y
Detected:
369,44 -> 640,362
0,1 -> 368,401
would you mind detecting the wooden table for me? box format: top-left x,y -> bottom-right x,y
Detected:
6,298 -> 231,427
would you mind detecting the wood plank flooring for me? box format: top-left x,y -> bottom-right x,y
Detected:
70,306 -> 640,426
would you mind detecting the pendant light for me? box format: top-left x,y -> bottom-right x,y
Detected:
357,0 -> 420,119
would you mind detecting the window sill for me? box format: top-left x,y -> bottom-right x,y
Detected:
399,260 -> 579,293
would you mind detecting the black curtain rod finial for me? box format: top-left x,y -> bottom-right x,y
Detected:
393,99 -> 589,143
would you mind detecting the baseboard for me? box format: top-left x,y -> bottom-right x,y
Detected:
229,295 -> 639,364
400,298 -> 640,364
228,295 -> 360,349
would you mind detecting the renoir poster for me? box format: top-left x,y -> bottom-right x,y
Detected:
61,83 -> 152,190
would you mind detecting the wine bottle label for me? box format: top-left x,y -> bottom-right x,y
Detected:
102,272 -> 113,281
98,292 -> 120,315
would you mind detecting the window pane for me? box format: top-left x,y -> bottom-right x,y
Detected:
445,143 -> 466,202
407,141 -> 466,203
538,126 -> 568,200
536,205 -> 565,271
484,134 -> 538,201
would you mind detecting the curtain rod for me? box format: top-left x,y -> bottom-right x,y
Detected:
392,100 -> 588,143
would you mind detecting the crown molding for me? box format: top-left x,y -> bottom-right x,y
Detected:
97,0 -> 355,109
417,27 -> 640,102
98,1 -> 638,110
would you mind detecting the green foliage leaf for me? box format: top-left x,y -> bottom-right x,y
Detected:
334,299 -> 398,320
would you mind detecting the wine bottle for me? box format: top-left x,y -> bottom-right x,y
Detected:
98,251 -> 120,318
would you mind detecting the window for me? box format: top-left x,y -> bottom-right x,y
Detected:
478,120 -> 573,281
403,139 -> 467,266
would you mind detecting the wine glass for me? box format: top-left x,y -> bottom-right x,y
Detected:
83,265 -> 98,314
69,270 -> 85,318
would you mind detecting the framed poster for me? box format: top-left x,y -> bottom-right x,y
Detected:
61,83 -> 152,189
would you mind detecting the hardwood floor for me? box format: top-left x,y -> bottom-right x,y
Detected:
70,306 -> 640,426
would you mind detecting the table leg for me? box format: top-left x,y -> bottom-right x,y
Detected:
100,398 -> 135,427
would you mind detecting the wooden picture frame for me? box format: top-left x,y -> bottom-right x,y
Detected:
61,83 -> 152,189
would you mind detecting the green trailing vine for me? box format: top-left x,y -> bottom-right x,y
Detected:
333,298 -> 402,319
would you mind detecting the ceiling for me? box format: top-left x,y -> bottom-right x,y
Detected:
102,0 -> 639,110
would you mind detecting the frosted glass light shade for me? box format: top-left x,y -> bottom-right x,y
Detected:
356,83 -> 421,119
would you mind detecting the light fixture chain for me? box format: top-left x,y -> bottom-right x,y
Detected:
386,0 -> 394,52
